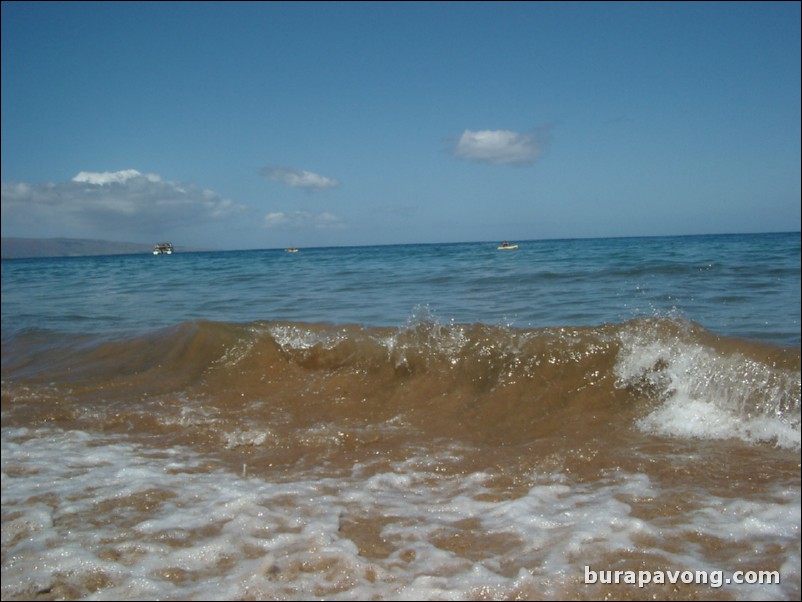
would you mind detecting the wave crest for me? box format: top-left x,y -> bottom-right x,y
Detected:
3,317 -> 799,449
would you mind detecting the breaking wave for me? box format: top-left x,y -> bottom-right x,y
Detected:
3,316 -> 799,450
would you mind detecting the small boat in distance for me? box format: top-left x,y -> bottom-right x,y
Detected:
497,241 -> 519,250
285,247 -> 299,253
153,242 -> 174,255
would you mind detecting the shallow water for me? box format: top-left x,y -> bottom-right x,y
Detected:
2,233 -> 800,600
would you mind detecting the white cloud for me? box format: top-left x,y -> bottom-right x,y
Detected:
1,169 -> 245,239
72,169 -> 161,185
452,128 -> 548,165
260,166 -> 340,192
263,211 -> 345,230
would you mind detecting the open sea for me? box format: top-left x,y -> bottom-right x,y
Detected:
2,232 -> 800,601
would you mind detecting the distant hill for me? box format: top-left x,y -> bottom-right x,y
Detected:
2,237 -> 165,259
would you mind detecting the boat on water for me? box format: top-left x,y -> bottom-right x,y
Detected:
153,242 -> 174,255
497,241 -> 519,250
285,247 -> 299,253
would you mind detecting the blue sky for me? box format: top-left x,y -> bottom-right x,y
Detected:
2,1 -> 800,250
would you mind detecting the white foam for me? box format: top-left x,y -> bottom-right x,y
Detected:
636,396 -> 801,449
616,326 -> 801,449
2,427 -> 799,600
222,427 -> 276,449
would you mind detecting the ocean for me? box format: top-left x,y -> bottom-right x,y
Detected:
1,232 -> 800,600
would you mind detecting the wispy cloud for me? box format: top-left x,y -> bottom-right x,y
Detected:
1,169 -> 245,238
260,166 -> 340,192
452,128 -> 549,165
263,211 -> 346,230
72,169 -> 162,186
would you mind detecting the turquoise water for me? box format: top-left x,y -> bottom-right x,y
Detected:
2,232 -> 800,345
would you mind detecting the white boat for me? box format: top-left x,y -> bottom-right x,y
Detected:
497,242 -> 519,250
153,242 -> 174,255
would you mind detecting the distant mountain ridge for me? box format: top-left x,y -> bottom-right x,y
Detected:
2,237 -> 171,259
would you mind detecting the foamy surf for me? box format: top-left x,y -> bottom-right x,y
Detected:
2,426 -> 799,601
615,320 -> 801,449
